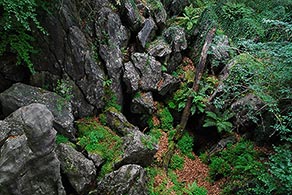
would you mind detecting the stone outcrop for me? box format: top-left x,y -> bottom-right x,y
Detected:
0,103 -> 65,195
131,92 -> 155,114
96,164 -> 148,195
0,83 -> 75,138
56,143 -> 96,194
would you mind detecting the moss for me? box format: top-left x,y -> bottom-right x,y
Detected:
76,117 -> 123,177
158,107 -> 174,131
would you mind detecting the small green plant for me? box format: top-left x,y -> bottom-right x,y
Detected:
55,79 -> 73,111
170,154 -> 184,170
177,132 -> 194,158
102,78 -> 122,111
177,3 -> 206,32
141,135 -> 157,150
56,134 -> 69,144
184,181 -> 207,195
158,107 -> 174,131
203,110 -> 234,133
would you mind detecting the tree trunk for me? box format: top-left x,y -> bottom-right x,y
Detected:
163,27 -> 216,170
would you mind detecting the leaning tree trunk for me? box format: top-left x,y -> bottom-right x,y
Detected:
163,27 -> 216,170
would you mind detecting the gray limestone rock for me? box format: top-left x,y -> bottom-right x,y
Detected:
0,103 -> 65,195
163,26 -> 187,52
138,18 -> 157,48
96,164 -> 148,195
0,83 -> 75,138
88,152 -> 105,168
131,92 -> 155,114
147,38 -> 172,57
105,108 -> 139,136
157,73 -> 180,96
115,131 -> 158,168
123,61 -> 141,93
122,0 -> 146,31
56,143 -> 96,194
131,53 -> 162,91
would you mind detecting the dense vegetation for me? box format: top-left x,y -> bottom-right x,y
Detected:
1,0 -> 291,194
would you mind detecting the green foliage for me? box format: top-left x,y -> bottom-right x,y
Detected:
103,78 -> 122,111
168,83 -> 206,115
177,132 -> 194,158
141,134 -> 158,150
158,107 -> 174,131
56,134 -> 69,144
55,79 -> 73,111
76,118 -> 123,177
254,145 -> 292,195
203,110 -> 234,133
184,181 -> 207,195
177,3 -> 206,32
170,154 -> 184,170
0,0 -> 47,73
209,140 -> 265,193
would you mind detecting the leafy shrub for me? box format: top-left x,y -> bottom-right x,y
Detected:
184,181 -> 207,195
170,154 -> 184,170
203,110 -> 234,133
0,0 -> 47,73
209,140 -> 265,193
254,145 -> 292,195
177,132 -> 194,158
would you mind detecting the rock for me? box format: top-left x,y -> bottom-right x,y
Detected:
209,136 -> 237,155
56,143 -> 96,194
105,108 -> 139,136
88,152 -> 105,168
148,0 -> 167,26
231,93 -> 264,128
30,0 -> 106,117
122,0 -> 146,31
167,52 -> 183,73
131,92 -> 155,114
96,164 -> 148,195
0,83 -> 75,138
147,38 -> 172,57
131,53 -> 162,91
123,61 -> 141,93
163,26 -> 187,52
115,131 -> 158,168
157,73 -> 180,95
0,103 -> 65,195
96,7 -> 129,105
162,0 -> 189,15
0,54 -> 30,93
138,18 -> 157,48
209,35 -> 230,73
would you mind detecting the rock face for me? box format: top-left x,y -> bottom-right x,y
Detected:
116,131 -> 158,168
0,83 -> 75,138
0,103 -> 65,195
138,18 -> 157,48
56,143 -> 96,194
131,53 -> 162,91
96,164 -> 148,195
31,0 -> 106,118
131,92 -> 155,114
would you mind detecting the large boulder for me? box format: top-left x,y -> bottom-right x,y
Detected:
56,143 -> 96,194
131,53 -> 162,91
0,83 -> 75,138
123,61 -> 141,93
0,103 -> 65,195
147,38 -> 172,57
163,26 -> 187,52
157,73 -> 180,96
137,17 -> 157,48
96,7 -> 130,105
105,108 -> 139,136
96,164 -> 148,195
115,131 -> 158,168
131,92 -> 155,114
